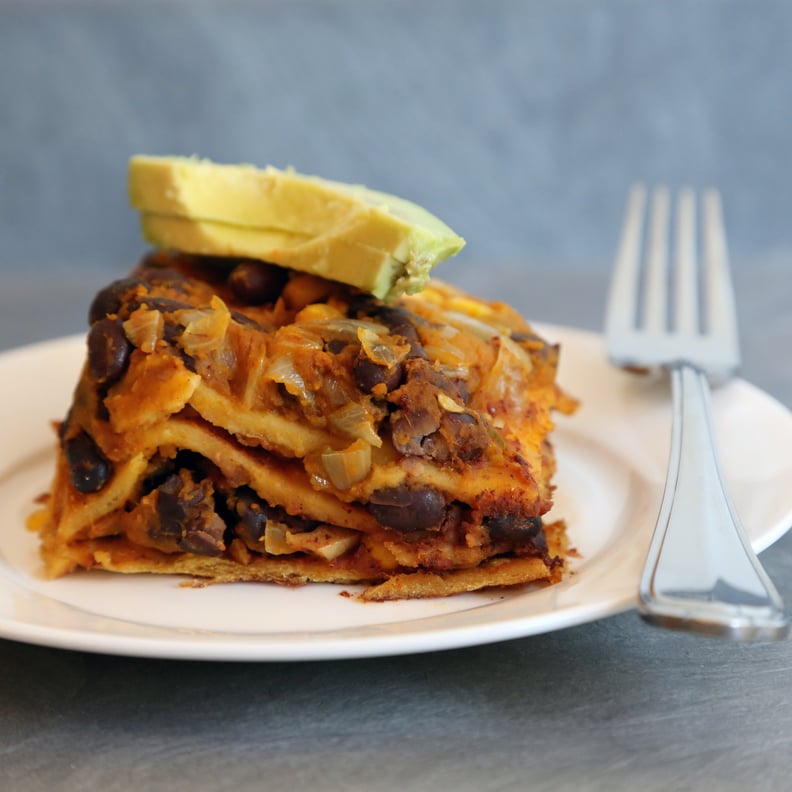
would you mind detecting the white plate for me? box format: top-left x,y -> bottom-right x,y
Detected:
0,327 -> 790,661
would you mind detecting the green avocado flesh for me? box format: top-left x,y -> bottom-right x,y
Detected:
129,155 -> 465,299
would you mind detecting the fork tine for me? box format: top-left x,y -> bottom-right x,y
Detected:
605,183 -> 646,336
643,186 -> 670,333
703,189 -> 740,363
674,187 -> 698,335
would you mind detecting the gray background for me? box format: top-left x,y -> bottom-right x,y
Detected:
1,2 -> 792,791
2,1 -> 792,303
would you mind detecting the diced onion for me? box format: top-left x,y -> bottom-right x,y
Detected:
264,520 -> 360,561
437,363 -> 471,380
285,525 -> 360,561
123,308 -> 164,353
358,327 -> 409,367
328,402 -> 383,447
264,521 -> 293,555
482,336 -> 534,406
310,531 -> 359,561
324,318 -> 386,338
264,355 -> 314,406
438,324 -> 461,340
437,392 -> 465,413
275,325 -> 324,350
448,295 -> 494,319
444,311 -> 508,341
422,343 -> 466,368
240,341 -> 268,409
299,318 -> 385,344
179,296 -> 231,354
321,440 -> 372,489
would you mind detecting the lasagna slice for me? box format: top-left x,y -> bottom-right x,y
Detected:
32,251 -> 577,600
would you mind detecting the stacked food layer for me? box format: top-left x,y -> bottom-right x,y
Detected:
31,157 -> 576,600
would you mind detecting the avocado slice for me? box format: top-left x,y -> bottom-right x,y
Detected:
128,156 -> 465,299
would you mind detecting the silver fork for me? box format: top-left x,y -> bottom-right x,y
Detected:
605,184 -> 788,640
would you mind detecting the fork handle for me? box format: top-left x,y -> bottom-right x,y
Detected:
638,363 -> 789,640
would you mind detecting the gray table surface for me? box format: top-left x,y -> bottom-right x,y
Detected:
2,2 -> 792,791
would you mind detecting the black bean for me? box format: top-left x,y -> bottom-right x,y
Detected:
65,432 -> 112,494
88,277 -> 144,325
419,434 -> 450,463
179,515 -> 227,556
134,250 -> 203,283
390,406 -> 440,456
510,331 -> 542,344
368,485 -> 446,532
228,261 -> 288,304
230,310 -> 265,329
136,249 -> 176,271
234,487 -> 268,545
353,356 -> 404,393
452,378 -> 471,405
128,295 -> 192,316
485,514 -> 545,548
346,293 -> 373,313
161,322 -> 197,372
153,475 -> 188,540
278,511 -> 318,533
154,472 -> 226,556
368,306 -> 428,359
440,412 -> 488,462
87,317 -> 132,385
369,306 -> 414,337
138,266 -> 189,289
326,339 -> 347,355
